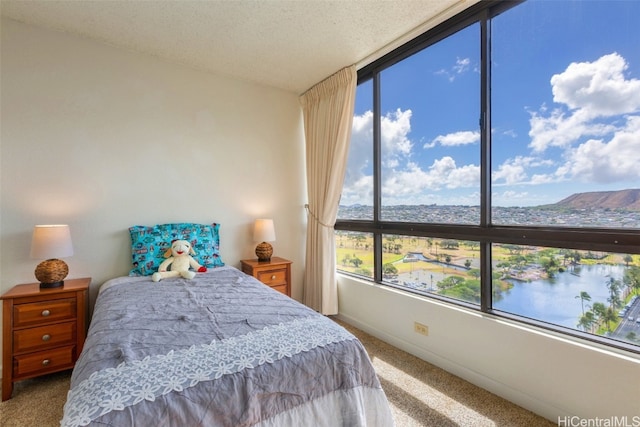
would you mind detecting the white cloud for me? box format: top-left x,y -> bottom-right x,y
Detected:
555,115 -> 640,183
551,53 -> 640,116
517,52 -> 640,187
343,109 -> 415,204
529,53 -> 640,153
528,107 -> 616,152
343,110 -> 373,192
493,156 -> 558,186
492,156 -> 531,185
380,157 -> 479,202
501,129 -> 518,138
343,53 -> 640,206
444,163 -> 480,189
343,108 -> 480,205
436,57 -> 474,82
352,110 -> 373,136
453,57 -> 471,74
381,109 -> 413,167
529,173 -> 559,185
340,174 -> 373,205
424,130 -> 479,148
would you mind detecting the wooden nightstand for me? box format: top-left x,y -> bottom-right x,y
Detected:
1,277 -> 90,401
241,257 -> 292,297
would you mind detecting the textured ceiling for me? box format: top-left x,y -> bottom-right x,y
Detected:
1,0 -> 475,94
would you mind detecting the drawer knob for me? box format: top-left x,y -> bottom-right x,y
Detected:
42,359 -> 50,366
42,334 -> 51,341
271,275 -> 276,280
41,309 -> 51,317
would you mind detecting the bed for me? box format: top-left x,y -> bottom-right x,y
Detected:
61,223 -> 394,426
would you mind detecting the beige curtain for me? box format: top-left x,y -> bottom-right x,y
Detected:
299,65 -> 357,315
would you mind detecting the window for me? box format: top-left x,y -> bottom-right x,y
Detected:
340,81 -> 374,220
379,24 -> 480,223
336,0 -> 640,353
491,0 -> 640,228
335,230 -> 374,278
492,245 -> 640,345
380,235 -> 482,306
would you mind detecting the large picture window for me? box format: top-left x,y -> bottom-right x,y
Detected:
379,23 -> 480,223
336,0 -> 640,353
341,81 -> 374,220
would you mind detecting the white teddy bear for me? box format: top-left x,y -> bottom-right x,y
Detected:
152,239 -> 207,282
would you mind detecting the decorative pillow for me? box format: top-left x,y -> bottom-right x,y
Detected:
129,223 -> 224,276
129,225 -> 171,277
162,223 -> 224,269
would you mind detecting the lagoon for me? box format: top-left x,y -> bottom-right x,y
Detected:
494,264 -> 627,329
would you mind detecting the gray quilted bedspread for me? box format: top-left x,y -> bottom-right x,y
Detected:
61,267 -> 393,427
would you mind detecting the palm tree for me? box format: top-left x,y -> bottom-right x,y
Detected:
624,265 -> 640,296
575,291 -> 591,316
623,254 -> 633,266
591,302 -> 607,332
602,307 -> 618,333
606,277 -> 622,311
578,311 -> 595,332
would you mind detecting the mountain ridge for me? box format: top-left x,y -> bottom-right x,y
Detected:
549,189 -> 640,210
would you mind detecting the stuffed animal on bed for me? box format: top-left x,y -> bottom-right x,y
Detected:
152,239 -> 207,282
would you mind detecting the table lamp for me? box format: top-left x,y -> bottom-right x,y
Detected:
253,219 -> 276,261
30,224 -> 74,288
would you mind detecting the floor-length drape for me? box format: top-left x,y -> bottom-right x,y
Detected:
299,65 -> 357,314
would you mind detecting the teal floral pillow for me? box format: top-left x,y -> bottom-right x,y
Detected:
129,225 -> 171,277
129,223 -> 224,276
163,223 -> 225,268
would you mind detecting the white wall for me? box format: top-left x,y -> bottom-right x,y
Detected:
338,275 -> 640,422
0,18 -> 307,373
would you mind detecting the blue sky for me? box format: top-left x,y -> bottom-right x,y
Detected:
343,0 -> 640,207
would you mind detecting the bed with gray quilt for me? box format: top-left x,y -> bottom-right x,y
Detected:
61,266 -> 394,426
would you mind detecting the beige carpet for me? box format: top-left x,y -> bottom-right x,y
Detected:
0,319 -> 554,426
335,319 -> 554,427
0,370 -> 70,427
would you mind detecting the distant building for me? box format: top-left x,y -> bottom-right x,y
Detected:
403,252 -> 429,262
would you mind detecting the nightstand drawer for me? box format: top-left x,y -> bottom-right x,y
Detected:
14,346 -> 75,378
241,257 -> 292,298
269,284 -> 288,295
256,269 -> 286,286
13,322 -> 76,354
14,298 -> 77,327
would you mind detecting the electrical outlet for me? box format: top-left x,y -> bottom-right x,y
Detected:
414,322 -> 429,336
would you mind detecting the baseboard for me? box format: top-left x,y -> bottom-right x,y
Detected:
336,313 -> 562,423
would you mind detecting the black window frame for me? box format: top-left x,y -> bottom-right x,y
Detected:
335,0 -> 640,354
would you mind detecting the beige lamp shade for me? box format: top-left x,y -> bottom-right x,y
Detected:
253,219 -> 275,261
30,224 -> 74,288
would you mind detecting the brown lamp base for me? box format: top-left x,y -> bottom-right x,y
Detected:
40,280 -> 65,289
255,242 -> 273,262
35,258 -> 69,289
